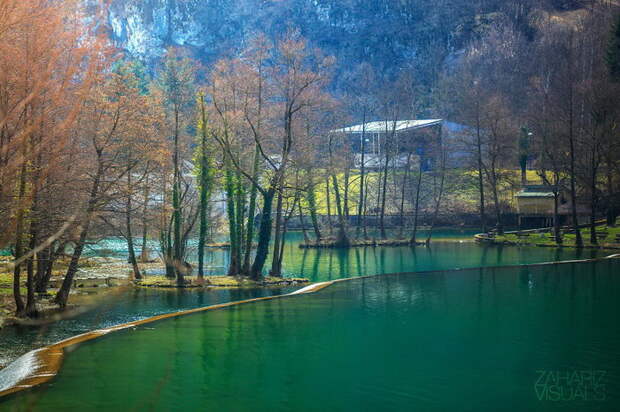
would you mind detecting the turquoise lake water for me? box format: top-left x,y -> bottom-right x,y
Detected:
0,230 -> 608,369
2,259 -> 619,411
88,230 -> 604,281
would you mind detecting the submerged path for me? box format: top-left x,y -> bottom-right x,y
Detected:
1,253 -> 618,402
0,281 -> 334,398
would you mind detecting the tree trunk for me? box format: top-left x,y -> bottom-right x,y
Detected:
270,189 -> 284,276
363,170 -> 370,239
161,175 -> 175,279
410,157 -> 424,244
306,176 -> 322,241
224,156 -> 238,276
426,130 -> 446,245
172,106 -> 184,284
250,188 -> 275,280
23,163 -> 43,316
36,243 -> 63,294
343,167 -> 350,220
553,180 -> 562,245
197,175 -> 208,280
399,152 -> 412,238
379,142 -> 390,239
606,155 -> 616,226
243,146 -> 261,274
34,246 -> 50,293
140,177 -> 150,262
567,45 -> 583,248
234,170 -> 246,273
12,162 -> 28,315
475,109 -> 487,233
325,176 -> 333,234
331,173 -> 350,247
589,153 -> 598,245
328,134 -> 350,246
55,160 -> 102,309
197,148 -> 211,279
357,120 -> 366,238
25,219 -> 37,317
298,201 -> 310,243
490,170 -> 503,235
568,129 -> 583,247
605,134 -> 616,226
426,165 -> 446,245
375,166 -> 383,231
276,195 -> 299,273
126,169 -> 142,280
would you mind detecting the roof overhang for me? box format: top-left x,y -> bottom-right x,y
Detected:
331,119 -> 443,134
516,192 -> 555,198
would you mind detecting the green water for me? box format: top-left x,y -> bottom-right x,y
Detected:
4,259 -> 619,411
0,231 -> 606,370
90,231 -> 606,281
278,241 -> 603,281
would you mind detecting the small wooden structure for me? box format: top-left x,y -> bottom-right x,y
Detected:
515,185 -> 592,229
515,185 -> 560,229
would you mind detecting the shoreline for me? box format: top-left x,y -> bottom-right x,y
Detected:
133,275 -> 309,289
299,238 -> 473,249
476,238 -> 620,250
474,235 -> 620,251
0,256 -> 308,330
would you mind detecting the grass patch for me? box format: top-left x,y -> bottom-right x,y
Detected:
306,168 -> 539,216
0,273 -> 26,296
492,223 -> 620,248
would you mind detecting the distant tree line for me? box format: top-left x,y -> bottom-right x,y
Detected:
442,2 -> 620,243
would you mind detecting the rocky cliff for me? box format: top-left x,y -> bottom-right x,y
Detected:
101,0 -> 585,84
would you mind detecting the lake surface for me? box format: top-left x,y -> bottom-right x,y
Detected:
3,259 -> 618,411
0,230 -> 610,369
89,230 -> 605,281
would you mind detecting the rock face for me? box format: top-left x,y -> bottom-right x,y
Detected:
107,0 -> 219,61
100,1 -> 580,85
102,0 -> 464,81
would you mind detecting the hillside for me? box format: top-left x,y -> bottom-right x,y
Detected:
99,0 -> 593,86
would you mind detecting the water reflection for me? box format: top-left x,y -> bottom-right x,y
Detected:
86,231 -> 610,281
0,230 -> 612,371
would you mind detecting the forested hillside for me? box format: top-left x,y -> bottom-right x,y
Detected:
102,0 -> 591,87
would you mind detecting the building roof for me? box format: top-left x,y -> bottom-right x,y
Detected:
516,185 -> 557,198
332,119 -> 442,134
516,191 -> 555,198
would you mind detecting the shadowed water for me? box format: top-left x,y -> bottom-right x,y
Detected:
2,259 -> 619,411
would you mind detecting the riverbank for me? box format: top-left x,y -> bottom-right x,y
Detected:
475,223 -> 620,250
134,275 -> 309,288
300,238 -> 426,248
0,256 -> 140,329
0,255 -> 307,329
